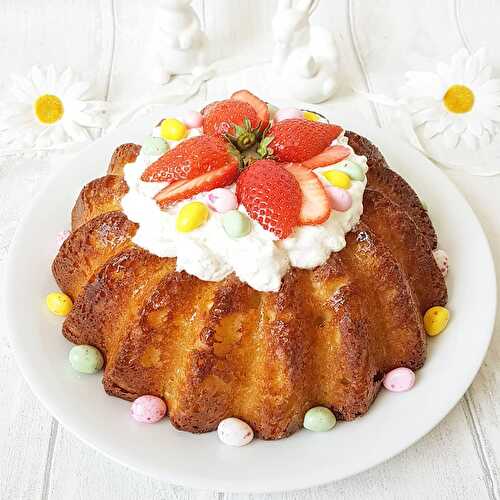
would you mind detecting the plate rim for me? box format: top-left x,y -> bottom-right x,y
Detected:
3,109 -> 497,493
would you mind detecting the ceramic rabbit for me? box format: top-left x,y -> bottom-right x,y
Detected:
151,0 -> 208,84
273,0 -> 339,103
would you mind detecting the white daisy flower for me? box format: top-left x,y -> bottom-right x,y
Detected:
401,48 -> 500,150
0,65 -> 108,151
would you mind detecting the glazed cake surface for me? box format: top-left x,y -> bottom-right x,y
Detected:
53,128 -> 447,440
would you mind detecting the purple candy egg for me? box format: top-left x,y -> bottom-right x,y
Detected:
325,186 -> 352,212
181,110 -> 203,129
206,188 -> 238,213
383,367 -> 416,392
274,107 -> 304,122
131,395 -> 167,423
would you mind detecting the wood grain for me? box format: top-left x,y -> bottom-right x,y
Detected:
0,0 -> 499,499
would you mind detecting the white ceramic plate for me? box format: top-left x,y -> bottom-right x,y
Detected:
4,107 -> 496,493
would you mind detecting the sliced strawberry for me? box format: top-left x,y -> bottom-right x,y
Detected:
202,99 -> 259,137
231,90 -> 270,131
261,119 -> 343,163
155,162 -> 239,208
141,135 -> 237,183
236,160 -> 301,239
302,145 -> 351,169
283,163 -> 330,225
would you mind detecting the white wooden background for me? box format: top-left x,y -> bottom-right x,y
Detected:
1,1 -> 499,498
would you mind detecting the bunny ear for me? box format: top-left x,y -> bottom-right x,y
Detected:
296,0 -> 316,13
278,0 -> 293,10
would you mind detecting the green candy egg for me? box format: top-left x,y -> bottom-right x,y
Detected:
142,136 -> 169,156
303,406 -> 337,432
222,210 -> 252,238
69,345 -> 104,374
333,161 -> 365,181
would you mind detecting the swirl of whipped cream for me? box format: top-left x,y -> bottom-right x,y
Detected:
121,125 -> 368,292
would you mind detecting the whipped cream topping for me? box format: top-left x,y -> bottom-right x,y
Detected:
121,122 -> 368,292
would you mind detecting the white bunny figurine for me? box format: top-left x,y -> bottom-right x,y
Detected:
151,0 -> 208,84
272,0 -> 339,103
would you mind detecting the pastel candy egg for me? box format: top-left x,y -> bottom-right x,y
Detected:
424,306 -> 450,336
383,367 -> 416,392
181,110 -> 203,129
217,417 -> 254,446
323,170 -> 352,189
207,188 -> 238,213
142,136 -> 169,156
222,210 -> 252,238
303,406 -> 337,432
176,201 -> 209,233
69,345 -> 104,374
46,292 -> 73,316
274,107 -> 304,122
56,230 -> 71,249
433,249 -> 449,277
131,395 -> 167,423
303,110 -> 321,122
325,186 -> 352,212
332,161 -> 365,181
160,118 -> 188,141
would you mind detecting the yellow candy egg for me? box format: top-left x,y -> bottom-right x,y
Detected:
160,118 -> 188,141
424,306 -> 450,336
176,201 -> 209,233
323,170 -> 352,189
303,111 -> 321,122
46,292 -> 73,316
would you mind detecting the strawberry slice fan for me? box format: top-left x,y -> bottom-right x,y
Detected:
144,90 -> 345,238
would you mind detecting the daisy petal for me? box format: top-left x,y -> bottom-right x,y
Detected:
443,128 -> 460,148
479,79 -> 500,94
65,81 -> 90,100
46,65 -> 58,94
57,67 -> 75,96
31,66 -> 46,94
72,111 -> 108,129
10,74 -> 38,100
462,131 -> 478,150
62,120 -> 90,142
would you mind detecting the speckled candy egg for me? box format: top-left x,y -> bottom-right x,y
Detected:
274,107 -> 304,122
131,395 -> 167,423
217,417 -> 254,446
142,136 -> 169,156
303,406 -> 337,432
433,249 -> 449,277
325,186 -> 352,212
69,345 -> 104,374
383,367 -> 416,392
181,109 -> 203,129
206,188 -> 238,213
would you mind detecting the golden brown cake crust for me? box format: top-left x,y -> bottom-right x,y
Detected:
346,131 -> 438,250
52,131 -> 447,440
107,143 -> 141,177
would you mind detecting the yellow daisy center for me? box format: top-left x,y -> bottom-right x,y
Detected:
34,94 -> 64,124
443,84 -> 475,114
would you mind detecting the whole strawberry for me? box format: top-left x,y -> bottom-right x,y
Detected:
258,119 -> 343,163
236,160 -> 302,239
203,99 -> 260,138
141,135 -> 238,183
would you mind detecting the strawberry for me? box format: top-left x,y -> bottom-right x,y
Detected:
231,90 -> 270,132
283,163 -> 330,225
141,135 -> 238,183
155,162 -> 239,207
202,99 -> 260,138
236,160 -> 302,239
258,119 -> 343,163
302,145 -> 351,169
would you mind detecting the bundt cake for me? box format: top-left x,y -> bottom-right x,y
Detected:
52,90 -> 447,440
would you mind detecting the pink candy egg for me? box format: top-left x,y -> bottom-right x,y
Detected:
274,107 -> 304,122
56,230 -> 71,249
383,367 -> 416,392
181,110 -> 203,129
206,188 -> 238,213
433,249 -> 449,277
131,395 -> 167,423
325,186 -> 352,212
